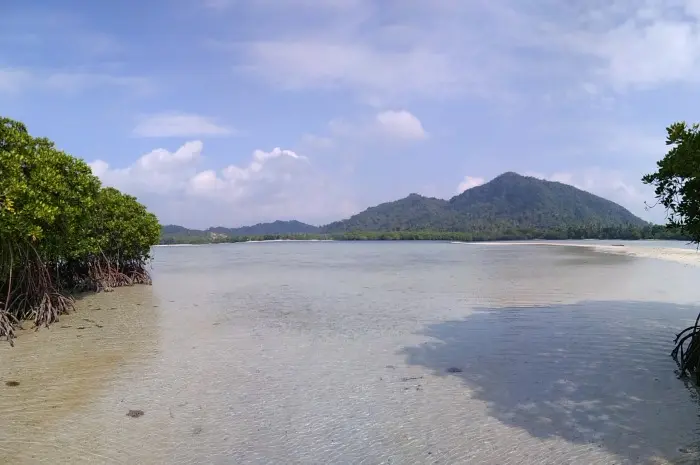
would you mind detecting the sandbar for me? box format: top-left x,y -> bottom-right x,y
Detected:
459,241 -> 700,266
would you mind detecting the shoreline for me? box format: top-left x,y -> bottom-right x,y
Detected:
462,240 -> 700,266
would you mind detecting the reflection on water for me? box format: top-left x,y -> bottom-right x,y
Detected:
402,301 -> 700,464
1,242 -> 700,464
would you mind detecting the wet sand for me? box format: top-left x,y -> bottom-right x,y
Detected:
0,285 -> 163,464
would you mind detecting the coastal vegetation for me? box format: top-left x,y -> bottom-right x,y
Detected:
0,117 -> 160,345
643,121 -> 700,381
160,224 -> 688,245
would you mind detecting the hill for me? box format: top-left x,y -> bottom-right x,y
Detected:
322,172 -> 649,233
322,194 -> 455,232
210,220 -> 320,236
160,220 -> 320,244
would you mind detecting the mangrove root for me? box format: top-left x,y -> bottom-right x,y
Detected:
0,310 -> 16,346
672,311 -> 700,382
0,253 -> 153,344
32,292 -> 74,329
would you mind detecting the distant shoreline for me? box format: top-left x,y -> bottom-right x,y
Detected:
154,239 -> 337,246
159,226 -> 692,246
461,240 -> 700,266
154,238 -> 700,267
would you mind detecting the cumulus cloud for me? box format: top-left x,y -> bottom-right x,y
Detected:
186,147 -> 307,199
133,112 -> 233,138
456,176 -> 485,194
89,141 -> 204,195
374,110 -> 427,140
89,141 -> 354,227
311,109 -> 427,147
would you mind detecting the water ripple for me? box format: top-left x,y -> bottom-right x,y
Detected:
2,242 -> 700,464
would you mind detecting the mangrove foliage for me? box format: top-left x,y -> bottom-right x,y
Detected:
643,121 -> 700,380
0,117 -> 160,345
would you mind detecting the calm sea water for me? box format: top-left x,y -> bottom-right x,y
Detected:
3,241 -> 700,464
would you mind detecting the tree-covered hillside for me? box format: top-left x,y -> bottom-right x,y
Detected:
448,172 -> 648,229
322,194 -> 454,232
160,220 -> 320,244
323,172 -> 649,233
210,220 -> 320,236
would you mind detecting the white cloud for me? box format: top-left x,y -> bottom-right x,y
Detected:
224,0 -> 700,103
89,141 -> 204,195
0,68 -> 151,95
44,73 -> 152,94
204,0 -> 361,9
566,1 -> 700,90
89,142 -> 354,227
186,147 -> 307,198
318,109 -> 427,146
133,113 -> 233,138
240,40 -> 472,103
375,110 -> 427,140
456,176 -> 485,194
300,133 -> 335,150
0,69 -> 31,93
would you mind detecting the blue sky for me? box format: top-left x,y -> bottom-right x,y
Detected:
2,0 -> 698,228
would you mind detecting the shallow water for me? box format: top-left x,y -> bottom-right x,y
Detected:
2,242 -> 700,464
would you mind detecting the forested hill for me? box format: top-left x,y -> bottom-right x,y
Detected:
449,172 -> 646,228
322,172 -> 649,233
161,220 -> 319,242
208,220 -> 320,236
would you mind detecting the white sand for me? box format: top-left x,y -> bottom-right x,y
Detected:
467,241 -> 700,266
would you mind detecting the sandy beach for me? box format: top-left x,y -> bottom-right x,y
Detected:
462,241 -> 700,266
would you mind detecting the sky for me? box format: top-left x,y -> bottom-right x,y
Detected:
2,0 -> 699,228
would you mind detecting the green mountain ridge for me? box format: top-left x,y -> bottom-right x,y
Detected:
160,172 -> 659,243
161,220 -> 320,239
322,172 -> 648,233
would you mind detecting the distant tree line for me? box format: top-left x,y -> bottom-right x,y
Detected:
160,223 -> 689,245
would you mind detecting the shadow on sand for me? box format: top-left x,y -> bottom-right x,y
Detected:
401,301 -> 700,464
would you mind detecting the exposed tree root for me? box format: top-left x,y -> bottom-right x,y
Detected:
0,310 -> 17,346
672,312 -> 700,383
32,292 -> 74,329
0,251 -> 153,344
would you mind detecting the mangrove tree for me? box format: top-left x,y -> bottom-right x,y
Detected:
0,117 -> 159,345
